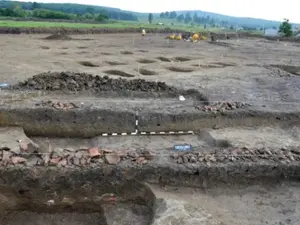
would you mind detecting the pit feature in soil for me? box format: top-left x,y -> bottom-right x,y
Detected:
156,57 -> 171,62
39,46 -> 50,50
78,61 -> 99,67
105,61 -> 127,66
137,59 -> 156,64
166,66 -> 194,72
138,69 -> 158,76
43,34 -> 72,41
120,51 -> 133,55
0,177 -> 155,225
173,56 -> 192,62
104,70 -> 135,78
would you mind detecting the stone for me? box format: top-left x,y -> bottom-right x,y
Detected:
88,147 -> 101,157
11,156 -> 27,164
2,151 -> 12,163
49,157 -> 60,166
176,157 -> 183,164
26,155 -> 43,166
189,155 -> 197,163
136,157 -> 146,164
142,150 -> 156,160
19,142 -> 28,152
105,154 -> 120,165
52,148 -> 64,157
61,197 -> 75,205
102,149 -> 114,154
209,155 -> 217,162
27,142 -> 39,154
58,158 -> 67,167
73,156 -> 80,166
172,153 -> 179,159
42,154 -> 50,165
182,155 -> 189,163
80,157 -> 87,165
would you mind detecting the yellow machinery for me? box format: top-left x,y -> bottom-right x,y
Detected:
166,32 -> 206,42
166,33 -> 182,40
175,34 -> 182,40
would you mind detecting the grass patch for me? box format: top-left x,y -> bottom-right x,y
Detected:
0,19 -> 219,32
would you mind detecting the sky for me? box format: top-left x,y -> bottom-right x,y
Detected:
18,0 -> 300,23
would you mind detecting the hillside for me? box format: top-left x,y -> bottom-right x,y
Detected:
0,1 -> 298,29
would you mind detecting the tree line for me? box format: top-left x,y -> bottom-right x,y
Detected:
0,1 -> 138,21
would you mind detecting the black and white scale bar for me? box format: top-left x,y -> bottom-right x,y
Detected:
100,131 -> 194,136
100,113 -> 194,136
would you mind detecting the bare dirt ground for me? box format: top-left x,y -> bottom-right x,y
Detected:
1,33 -> 300,225
1,33 -> 300,105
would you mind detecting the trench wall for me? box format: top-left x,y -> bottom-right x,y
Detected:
0,106 -> 300,137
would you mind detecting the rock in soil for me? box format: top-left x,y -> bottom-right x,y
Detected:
105,154 -> 120,165
11,156 -> 27,165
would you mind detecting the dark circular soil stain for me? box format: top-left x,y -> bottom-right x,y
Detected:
137,59 -> 156,64
138,69 -> 158,76
104,70 -> 134,78
166,66 -> 194,72
156,57 -> 171,62
78,61 -> 99,67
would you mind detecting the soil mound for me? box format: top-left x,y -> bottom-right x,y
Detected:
44,34 -> 72,40
14,72 -> 177,93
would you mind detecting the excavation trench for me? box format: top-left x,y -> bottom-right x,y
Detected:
1,79 -> 300,224
0,102 -> 299,137
0,170 -> 156,225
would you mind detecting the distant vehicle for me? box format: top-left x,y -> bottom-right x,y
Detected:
157,22 -> 164,25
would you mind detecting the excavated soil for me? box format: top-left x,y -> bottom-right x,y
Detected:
13,72 -> 176,93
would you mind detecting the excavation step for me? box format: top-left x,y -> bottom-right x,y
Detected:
0,96 -> 300,137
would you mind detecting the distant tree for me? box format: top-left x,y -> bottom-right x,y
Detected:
193,13 -> 198,22
204,24 -> 207,29
160,12 -> 165,18
169,11 -> 177,19
164,11 -> 169,17
32,2 -> 40,9
95,13 -> 108,22
148,13 -> 153,24
279,18 -> 293,37
86,7 -> 95,14
176,14 -> 184,22
184,12 -> 192,24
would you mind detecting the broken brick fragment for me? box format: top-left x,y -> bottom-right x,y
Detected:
11,156 -> 27,164
88,147 -> 101,157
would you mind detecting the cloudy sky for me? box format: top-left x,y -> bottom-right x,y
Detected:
18,0 -> 300,23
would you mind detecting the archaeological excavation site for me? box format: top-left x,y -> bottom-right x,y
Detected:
0,31 -> 300,225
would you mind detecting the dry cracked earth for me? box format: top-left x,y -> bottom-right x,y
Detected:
0,33 -> 300,225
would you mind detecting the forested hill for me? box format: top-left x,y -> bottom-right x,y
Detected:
0,1 -> 138,21
1,0 -> 297,28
